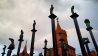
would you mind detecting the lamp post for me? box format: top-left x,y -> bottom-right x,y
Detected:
82,38 -> 91,56
84,19 -> 98,55
7,38 -> 15,56
48,5 -> 59,56
30,20 -> 37,56
1,45 -> 6,56
17,30 -> 24,56
70,6 -> 87,56
43,39 -> 48,56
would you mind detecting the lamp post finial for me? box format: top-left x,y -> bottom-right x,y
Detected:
50,5 -> 54,14
71,5 -> 74,14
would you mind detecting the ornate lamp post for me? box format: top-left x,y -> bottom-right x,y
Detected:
1,45 -> 6,56
82,38 -> 91,56
43,39 -> 48,56
7,38 -> 15,56
70,6 -> 87,56
17,30 -> 24,56
48,5 -> 59,56
59,32 -> 67,56
30,20 -> 37,56
84,19 -> 98,55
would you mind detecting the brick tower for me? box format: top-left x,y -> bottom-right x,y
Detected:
46,18 -> 76,56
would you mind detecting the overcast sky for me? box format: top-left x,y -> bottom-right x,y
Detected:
0,0 -> 98,56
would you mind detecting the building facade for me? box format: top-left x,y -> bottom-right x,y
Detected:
46,20 -> 76,56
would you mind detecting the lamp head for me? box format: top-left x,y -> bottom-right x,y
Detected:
84,19 -> 90,24
84,19 -> 92,28
45,39 -> 48,43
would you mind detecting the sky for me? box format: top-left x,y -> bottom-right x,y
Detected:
0,0 -> 98,56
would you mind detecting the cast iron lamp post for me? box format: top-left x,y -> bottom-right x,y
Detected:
48,5 -> 59,56
70,6 -> 87,56
84,19 -> 98,55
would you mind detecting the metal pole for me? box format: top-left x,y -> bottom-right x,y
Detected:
85,44 -> 92,56
89,30 -> 98,55
30,20 -> 37,56
83,38 -> 92,56
7,38 -> 15,56
84,19 -> 98,55
48,5 -> 59,56
70,6 -> 87,56
43,39 -> 48,56
1,45 -> 6,56
7,50 -> 12,56
17,30 -> 24,56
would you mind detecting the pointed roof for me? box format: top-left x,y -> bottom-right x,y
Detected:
19,41 -> 29,56
56,18 -> 61,30
22,41 -> 27,53
55,18 -> 68,44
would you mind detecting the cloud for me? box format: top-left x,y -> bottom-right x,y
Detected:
0,0 -> 98,56
83,0 -> 98,3
0,0 -> 15,9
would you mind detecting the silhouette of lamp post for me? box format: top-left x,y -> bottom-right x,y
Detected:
43,39 -> 48,56
30,20 -> 37,56
70,6 -> 87,56
82,38 -> 91,56
1,45 -> 6,56
7,38 -> 15,56
17,30 -> 24,56
48,5 -> 59,56
84,19 -> 98,55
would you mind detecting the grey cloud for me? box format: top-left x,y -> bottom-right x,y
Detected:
0,0 -> 15,9
84,0 -> 98,2
0,0 -> 98,56
43,0 -> 74,13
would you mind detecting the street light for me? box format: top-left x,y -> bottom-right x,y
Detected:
84,19 -> 93,31
70,6 -> 87,56
82,38 -> 91,56
43,39 -> 48,56
48,5 -> 59,56
84,19 -> 98,55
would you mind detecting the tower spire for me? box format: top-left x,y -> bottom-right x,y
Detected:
21,41 -> 28,56
23,41 -> 27,52
56,18 -> 61,30
56,18 -> 59,23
